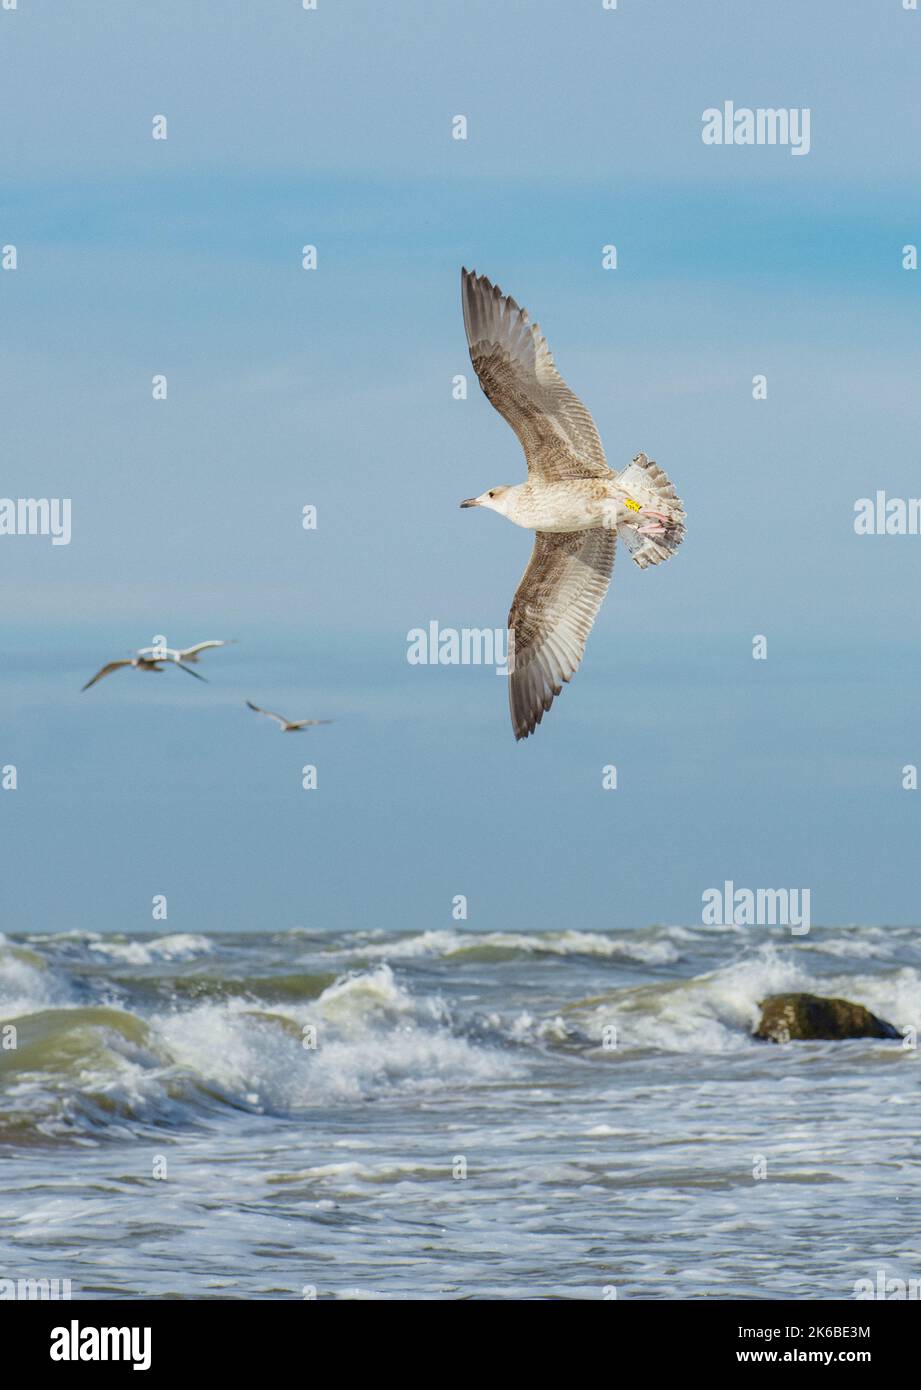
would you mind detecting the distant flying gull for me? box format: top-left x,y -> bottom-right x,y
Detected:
459,268 -> 686,740
136,639 -> 234,666
246,701 -> 333,733
81,655 -> 206,692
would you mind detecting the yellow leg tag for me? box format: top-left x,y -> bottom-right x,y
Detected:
623,497 -> 641,513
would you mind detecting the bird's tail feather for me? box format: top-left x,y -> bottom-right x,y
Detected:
617,453 -> 685,569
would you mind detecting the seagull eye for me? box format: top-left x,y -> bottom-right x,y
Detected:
488,490 -> 495,497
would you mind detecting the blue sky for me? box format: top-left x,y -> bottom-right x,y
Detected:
1,0 -> 920,934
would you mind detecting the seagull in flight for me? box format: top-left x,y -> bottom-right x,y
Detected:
459,268 -> 685,740
246,701 -> 332,733
81,654 -> 206,692
136,639 -> 234,666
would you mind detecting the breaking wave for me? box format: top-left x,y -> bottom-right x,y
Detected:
1,927 -> 918,1145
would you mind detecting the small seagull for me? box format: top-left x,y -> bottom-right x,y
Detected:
136,639 -> 234,666
460,268 -> 686,740
246,701 -> 332,733
81,654 -> 206,692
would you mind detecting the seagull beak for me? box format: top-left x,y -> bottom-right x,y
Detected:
459,497 -> 479,508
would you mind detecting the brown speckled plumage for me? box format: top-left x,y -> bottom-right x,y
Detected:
461,268 -> 685,740
507,528 -> 616,740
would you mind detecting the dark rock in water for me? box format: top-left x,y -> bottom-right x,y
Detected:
754,992 -> 901,1043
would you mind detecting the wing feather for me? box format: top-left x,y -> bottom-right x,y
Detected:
81,659 -> 132,692
246,701 -> 287,727
507,528 -> 616,740
462,268 -> 612,483
178,640 -> 230,659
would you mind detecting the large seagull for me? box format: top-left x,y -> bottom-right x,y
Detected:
460,268 -> 686,740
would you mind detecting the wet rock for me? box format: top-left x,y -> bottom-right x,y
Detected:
754,992 -> 900,1043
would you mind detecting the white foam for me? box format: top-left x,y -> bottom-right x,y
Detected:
147,967 -> 517,1111
578,944 -> 810,1054
332,929 -> 680,965
87,934 -> 215,966
825,966 -> 921,1035
799,930 -> 897,960
0,943 -> 70,1019
314,962 -> 421,1023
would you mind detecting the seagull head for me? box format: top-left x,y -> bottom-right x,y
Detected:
460,485 -> 513,515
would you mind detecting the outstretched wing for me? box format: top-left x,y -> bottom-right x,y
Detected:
507,528 -> 616,740
461,268 -> 612,483
178,640 -> 232,659
175,662 -> 207,682
81,659 -> 132,692
246,701 -> 287,727
288,720 -> 333,731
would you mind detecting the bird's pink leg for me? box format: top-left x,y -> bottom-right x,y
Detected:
636,508 -> 671,534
